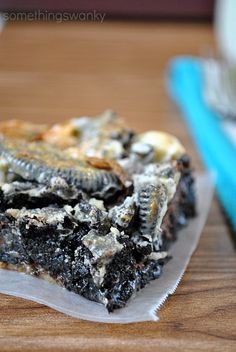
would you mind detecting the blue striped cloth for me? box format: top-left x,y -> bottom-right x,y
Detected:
167,57 -> 236,230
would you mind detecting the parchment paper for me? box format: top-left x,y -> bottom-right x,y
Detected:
0,173 -> 214,323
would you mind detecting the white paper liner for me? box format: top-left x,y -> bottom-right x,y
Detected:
0,173 -> 214,323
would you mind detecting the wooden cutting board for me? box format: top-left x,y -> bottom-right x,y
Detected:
0,20 -> 236,352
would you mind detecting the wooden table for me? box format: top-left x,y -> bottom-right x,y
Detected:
0,20 -> 236,352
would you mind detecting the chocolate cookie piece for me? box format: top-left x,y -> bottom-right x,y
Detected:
0,139 -> 124,199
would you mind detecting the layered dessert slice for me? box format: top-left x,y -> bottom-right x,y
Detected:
0,111 -> 195,311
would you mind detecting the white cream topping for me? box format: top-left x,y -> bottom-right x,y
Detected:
83,228 -> 123,262
89,198 -> 106,212
82,227 -> 123,287
6,207 -> 67,226
133,130 -> 186,162
148,251 -> 168,261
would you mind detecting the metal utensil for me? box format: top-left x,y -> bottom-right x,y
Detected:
203,58 -> 236,120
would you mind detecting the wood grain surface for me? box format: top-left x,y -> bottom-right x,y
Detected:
0,20 -> 236,352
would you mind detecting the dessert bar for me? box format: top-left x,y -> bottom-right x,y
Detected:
0,111 -> 195,311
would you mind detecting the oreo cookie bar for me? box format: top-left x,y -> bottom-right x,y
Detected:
0,111 -> 195,311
